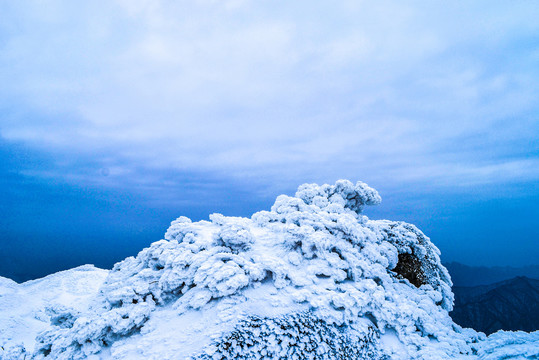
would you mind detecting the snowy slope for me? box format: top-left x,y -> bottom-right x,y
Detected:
1,180 -> 537,359
0,265 -> 108,358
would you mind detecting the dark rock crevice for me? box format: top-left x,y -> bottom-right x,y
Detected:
393,252 -> 428,288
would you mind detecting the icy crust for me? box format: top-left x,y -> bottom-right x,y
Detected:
10,180 -> 531,359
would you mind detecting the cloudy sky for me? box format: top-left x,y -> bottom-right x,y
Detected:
1,1 -> 538,281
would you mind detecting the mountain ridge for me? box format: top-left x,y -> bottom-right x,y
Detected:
445,262 -> 539,287
451,276 -> 539,335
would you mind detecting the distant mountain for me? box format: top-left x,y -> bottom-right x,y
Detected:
445,262 -> 539,287
451,276 -> 539,335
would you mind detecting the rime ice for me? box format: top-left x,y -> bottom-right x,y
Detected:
1,180 -> 537,359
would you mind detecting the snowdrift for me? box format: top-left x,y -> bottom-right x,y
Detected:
1,180 -> 538,359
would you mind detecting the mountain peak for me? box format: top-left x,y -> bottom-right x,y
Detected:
1,180 -> 538,359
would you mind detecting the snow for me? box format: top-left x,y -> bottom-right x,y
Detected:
0,265 -> 107,358
477,331 -> 539,360
1,180 -> 537,359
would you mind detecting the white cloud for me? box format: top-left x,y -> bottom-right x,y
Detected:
1,0 -> 538,190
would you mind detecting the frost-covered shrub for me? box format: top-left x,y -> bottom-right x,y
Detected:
30,180 -> 533,359
195,311 -> 383,360
45,305 -> 80,329
34,302 -> 153,360
210,213 -> 255,253
295,180 -> 381,214
371,220 -> 454,311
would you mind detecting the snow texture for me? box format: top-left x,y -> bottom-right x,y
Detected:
476,331 -> 539,360
1,180 -> 537,359
0,265 -> 107,359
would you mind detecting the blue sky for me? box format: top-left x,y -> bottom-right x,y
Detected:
1,1 -> 538,281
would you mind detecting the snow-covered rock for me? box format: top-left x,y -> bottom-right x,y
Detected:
1,180 -> 537,359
